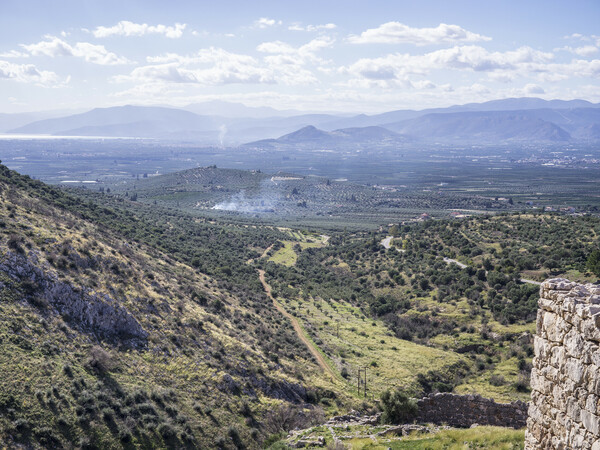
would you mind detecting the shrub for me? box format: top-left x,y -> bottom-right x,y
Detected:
118,428 -> 132,443
380,388 -> 418,424
62,364 -> 73,377
87,346 -> 115,373
157,422 -> 176,439
587,249 -> 600,277
489,374 -> 506,386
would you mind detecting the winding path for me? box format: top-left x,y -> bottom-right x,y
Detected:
442,257 -> 468,269
258,269 -> 336,379
381,236 -> 393,249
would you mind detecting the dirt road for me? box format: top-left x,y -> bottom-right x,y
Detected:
258,269 -> 336,379
381,236 -> 393,249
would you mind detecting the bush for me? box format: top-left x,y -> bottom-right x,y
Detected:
380,388 -> 418,424
157,422 -> 176,439
587,249 -> 600,277
87,346 -> 115,373
489,374 -> 506,386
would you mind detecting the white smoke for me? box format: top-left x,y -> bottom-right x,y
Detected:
218,124 -> 227,147
212,179 -> 281,213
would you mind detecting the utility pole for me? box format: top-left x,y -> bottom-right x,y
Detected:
357,367 -> 368,397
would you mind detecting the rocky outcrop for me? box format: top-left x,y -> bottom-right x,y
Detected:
0,251 -> 147,347
525,278 -> 600,449
415,392 -> 528,429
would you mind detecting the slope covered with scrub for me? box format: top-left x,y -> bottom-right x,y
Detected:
0,163 -> 334,448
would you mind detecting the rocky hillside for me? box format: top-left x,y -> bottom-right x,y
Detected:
0,163 -> 337,448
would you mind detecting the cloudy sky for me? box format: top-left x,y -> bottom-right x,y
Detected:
1,0 -> 599,113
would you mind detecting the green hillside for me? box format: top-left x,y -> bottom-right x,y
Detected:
1,162 -> 599,448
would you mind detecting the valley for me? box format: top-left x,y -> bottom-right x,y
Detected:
1,92 -> 600,450
1,150 -> 598,447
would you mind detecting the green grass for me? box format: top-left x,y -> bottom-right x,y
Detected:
286,424 -> 524,449
283,294 -> 463,396
361,426 -> 524,449
269,239 -> 327,266
455,357 -> 530,403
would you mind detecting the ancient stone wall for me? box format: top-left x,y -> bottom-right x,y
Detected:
525,278 -> 600,450
415,393 -> 528,429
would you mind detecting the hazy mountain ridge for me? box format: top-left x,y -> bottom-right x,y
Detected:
383,110 -> 573,143
5,98 -> 600,144
245,125 -> 410,148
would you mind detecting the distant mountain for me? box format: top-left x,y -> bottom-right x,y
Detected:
450,97 -> 598,112
384,110 -> 572,142
5,97 -> 600,144
9,105 -> 221,138
245,125 -> 409,147
277,125 -> 333,143
184,100 -> 300,118
324,97 -> 600,130
0,110 -> 82,133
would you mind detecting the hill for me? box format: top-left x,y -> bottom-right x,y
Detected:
320,97 -> 600,130
245,125 -> 409,148
8,105 -> 221,138
0,163 -> 337,448
384,110 -> 572,143
2,161 -> 600,447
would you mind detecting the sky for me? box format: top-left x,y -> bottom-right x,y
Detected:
0,0 -> 599,114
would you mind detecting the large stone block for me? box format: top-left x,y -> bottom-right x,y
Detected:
565,358 -> 586,384
581,410 -> 600,435
564,328 -> 585,357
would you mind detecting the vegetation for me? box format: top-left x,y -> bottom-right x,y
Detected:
380,388 -> 418,424
1,159 -> 598,448
587,249 -> 600,278
284,424 -> 525,449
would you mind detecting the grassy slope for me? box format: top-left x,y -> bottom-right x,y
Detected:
278,292 -> 462,396
0,165 -> 330,448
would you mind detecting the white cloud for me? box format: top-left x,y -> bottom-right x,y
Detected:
256,37 -> 334,84
0,60 -> 60,85
257,36 -> 334,58
254,18 -> 282,29
121,48 -> 276,85
557,45 -> 599,57
343,45 -> 557,87
523,83 -> 545,94
21,36 -> 131,65
92,21 -> 186,38
0,50 -> 29,58
564,33 -> 584,40
348,22 -> 491,45
129,38 -> 334,87
574,45 -> 598,56
288,23 -> 336,32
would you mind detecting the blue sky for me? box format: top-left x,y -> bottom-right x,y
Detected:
1,0 -> 599,113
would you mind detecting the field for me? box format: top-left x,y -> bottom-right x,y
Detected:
2,138 -> 600,232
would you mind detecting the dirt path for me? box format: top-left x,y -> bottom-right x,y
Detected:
381,236 -> 393,249
520,278 -> 542,286
258,269 -> 336,379
442,257 -> 468,269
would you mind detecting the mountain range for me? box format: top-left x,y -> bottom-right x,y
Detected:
4,97 -> 600,145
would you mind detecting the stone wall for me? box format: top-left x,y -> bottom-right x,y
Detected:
416,393 -> 528,429
525,278 -> 600,450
